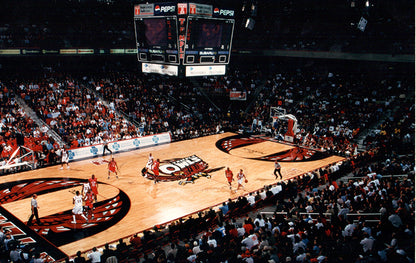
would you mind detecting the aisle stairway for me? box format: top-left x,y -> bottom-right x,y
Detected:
14,96 -> 65,146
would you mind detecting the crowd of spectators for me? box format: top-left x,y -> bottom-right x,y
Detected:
11,77 -> 137,148
362,103 -> 414,155
1,69 -> 252,171
0,224 -> 51,263
0,59 -> 413,173
244,68 -> 413,157
0,0 -> 413,54
0,82 -> 61,173
88,72 -> 232,142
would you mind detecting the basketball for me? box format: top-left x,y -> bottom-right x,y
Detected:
245,179 -> 248,183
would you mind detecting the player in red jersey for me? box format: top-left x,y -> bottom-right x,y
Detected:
108,157 -> 119,179
225,167 -> 234,190
89,174 -> 98,202
152,158 -> 160,184
84,189 -> 95,219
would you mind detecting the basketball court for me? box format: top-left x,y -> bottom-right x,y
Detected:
0,132 -> 344,258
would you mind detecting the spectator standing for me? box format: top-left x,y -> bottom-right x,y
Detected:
73,251 -> 86,263
87,247 -> 102,263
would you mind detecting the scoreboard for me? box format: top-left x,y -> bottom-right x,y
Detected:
134,2 -> 235,77
135,16 -> 179,64
184,17 -> 234,65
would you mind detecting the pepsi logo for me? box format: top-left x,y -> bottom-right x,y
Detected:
155,5 -> 160,12
160,5 -> 176,12
213,8 -> 219,14
219,9 -> 235,16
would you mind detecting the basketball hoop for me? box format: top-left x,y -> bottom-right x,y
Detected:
0,146 -> 36,172
270,107 -> 286,118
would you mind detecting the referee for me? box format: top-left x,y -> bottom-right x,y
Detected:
274,160 -> 283,179
27,194 -> 41,226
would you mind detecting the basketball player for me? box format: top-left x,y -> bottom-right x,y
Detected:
152,158 -> 160,184
274,160 -> 283,179
146,153 -> 154,174
82,179 -> 91,197
225,167 -> 234,190
108,157 -> 119,179
236,169 -> 247,191
84,189 -> 95,219
60,147 -> 70,169
72,191 -> 88,223
89,174 -> 98,202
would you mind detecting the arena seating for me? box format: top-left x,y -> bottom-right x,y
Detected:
0,92 -> 58,173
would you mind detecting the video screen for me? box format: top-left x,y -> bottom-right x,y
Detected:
134,16 -> 178,49
186,18 -> 234,50
197,21 -> 222,48
144,18 -> 168,46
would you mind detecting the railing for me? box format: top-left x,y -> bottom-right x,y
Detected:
340,173 -> 410,182
14,96 -> 64,146
260,211 -> 382,223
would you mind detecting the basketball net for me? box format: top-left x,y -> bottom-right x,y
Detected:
0,146 -> 36,171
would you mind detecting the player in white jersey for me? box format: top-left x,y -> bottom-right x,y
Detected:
145,153 -> 154,173
82,181 -> 91,197
72,191 -> 88,223
236,169 -> 247,191
60,148 -> 70,169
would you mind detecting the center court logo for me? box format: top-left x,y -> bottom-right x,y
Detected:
142,155 -> 224,185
